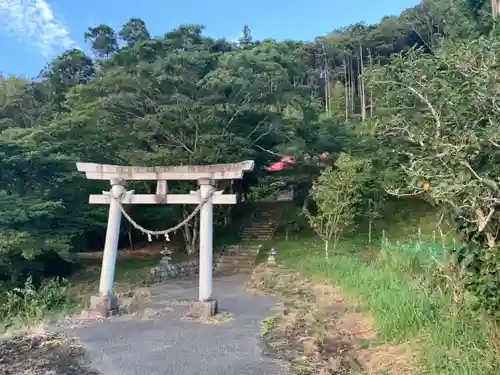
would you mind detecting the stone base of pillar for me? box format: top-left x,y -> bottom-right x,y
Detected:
87,295 -> 119,317
191,300 -> 219,317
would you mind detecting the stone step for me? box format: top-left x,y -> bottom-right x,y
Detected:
242,225 -> 276,229
240,236 -> 273,240
240,229 -> 275,233
240,234 -> 274,238
243,226 -> 275,229
219,255 -> 255,263
244,222 -> 277,226
224,245 -> 260,250
220,253 -> 256,258
224,249 -> 259,253
245,221 -> 277,225
222,257 -> 257,262
215,266 -> 253,272
217,263 -> 254,269
239,241 -> 269,244
225,244 -> 261,250
219,253 -> 256,258
240,231 -> 274,235
240,232 -> 272,235
214,270 -> 252,276
219,254 -> 255,259
218,257 -> 255,263
241,230 -> 274,234
216,269 -> 253,274
216,261 -> 254,267
240,238 -> 271,242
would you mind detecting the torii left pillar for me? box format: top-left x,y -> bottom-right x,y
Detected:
90,179 -> 124,316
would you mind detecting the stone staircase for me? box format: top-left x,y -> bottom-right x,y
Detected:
214,202 -> 283,275
214,244 -> 262,275
239,203 -> 283,241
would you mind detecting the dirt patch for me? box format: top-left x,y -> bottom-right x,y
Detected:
0,332 -> 99,375
183,310 -> 234,324
247,265 -> 416,375
357,343 -> 415,375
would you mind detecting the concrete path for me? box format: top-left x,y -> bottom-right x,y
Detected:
60,275 -> 291,375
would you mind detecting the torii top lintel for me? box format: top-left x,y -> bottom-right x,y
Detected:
76,160 -> 255,181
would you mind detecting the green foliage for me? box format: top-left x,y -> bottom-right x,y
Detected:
84,24 -> 119,57
305,153 -> 370,257
119,18 -> 151,46
454,242 -> 500,320
0,277 -> 74,330
367,32 -> 500,318
273,234 -> 500,375
239,25 -> 253,47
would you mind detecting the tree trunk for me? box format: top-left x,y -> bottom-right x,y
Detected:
343,59 -> 349,121
323,56 -> 328,114
182,207 -> 199,256
368,49 -> 374,118
359,44 -> 366,121
368,220 -> 372,244
350,60 -> 355,115
224,206 -> 232,227
128,226 -> 134,251
493,0 -> 500,19
347,55 -> 353,115
182,222 -> 193,255
190,215 -> 199,256
325,239 -> 329,262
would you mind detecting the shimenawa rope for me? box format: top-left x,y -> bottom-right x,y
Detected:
110,188 -> 216,242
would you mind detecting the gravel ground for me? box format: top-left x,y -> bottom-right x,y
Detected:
54,275 -> 292,375
0,332 -> 100,375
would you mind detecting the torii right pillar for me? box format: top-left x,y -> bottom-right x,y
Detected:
198,179 -> 214,305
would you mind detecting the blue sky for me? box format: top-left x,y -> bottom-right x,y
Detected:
0,0 -> 421,78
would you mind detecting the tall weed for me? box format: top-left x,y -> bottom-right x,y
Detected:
0,276 -> 75,330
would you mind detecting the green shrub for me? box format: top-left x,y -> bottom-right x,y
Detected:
0,276 -> 75,330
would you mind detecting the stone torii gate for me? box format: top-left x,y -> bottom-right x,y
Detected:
77,160 -> 255,316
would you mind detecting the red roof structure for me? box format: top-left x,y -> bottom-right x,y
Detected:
264,153 -> 330,171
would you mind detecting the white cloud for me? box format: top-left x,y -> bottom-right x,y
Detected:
0,0 -> 77,56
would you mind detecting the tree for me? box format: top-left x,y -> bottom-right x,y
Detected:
119,18 -> 151,46
304,153 -> 368,260
367,35 -> 500,318
239,24 -> 253,47
84,24 -> 119,58
42,49 -> 95,106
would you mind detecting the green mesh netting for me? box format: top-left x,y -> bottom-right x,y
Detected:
382,240 -> 450,264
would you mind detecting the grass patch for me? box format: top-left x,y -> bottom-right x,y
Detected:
0,277 -> 78,333
0,253 -> 161,332
268,234 -> 500,375
249,265 -> 414,374
68,255 -> 161,308
254,198 -> 499,374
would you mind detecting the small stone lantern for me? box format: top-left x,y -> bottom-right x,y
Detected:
160,247 -> 173,264
267,247 -> 276,265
